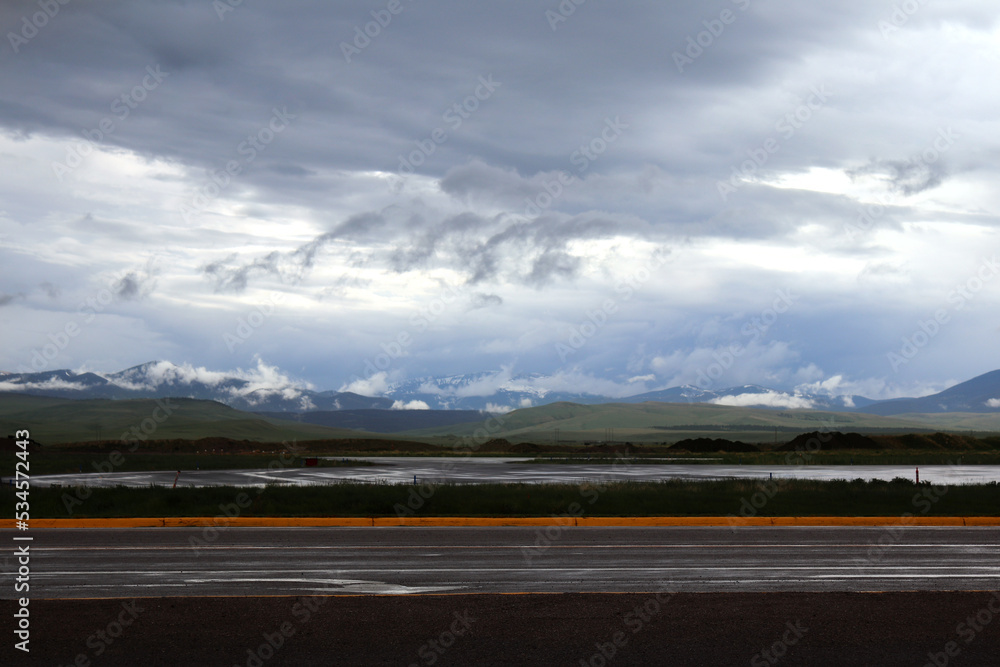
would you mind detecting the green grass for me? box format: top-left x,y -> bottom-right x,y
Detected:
17,478 -> 1000,518
401,402 -> 1000,441
24,451 -> 372,475
0,396 -> 362,444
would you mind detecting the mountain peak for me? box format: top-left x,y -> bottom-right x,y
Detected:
3,362 -> 1000,416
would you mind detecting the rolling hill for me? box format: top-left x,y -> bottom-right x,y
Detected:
400,401 -> 1000,443
0,394 -> 363,444
857,370 -> 1000,415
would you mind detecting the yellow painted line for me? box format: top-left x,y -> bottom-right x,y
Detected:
3,516 -> 1000,528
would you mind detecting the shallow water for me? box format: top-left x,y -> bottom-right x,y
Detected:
26,457 -> 1000,487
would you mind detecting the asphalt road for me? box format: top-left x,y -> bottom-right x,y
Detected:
4,527 -> 1000,666
4,526 -> 998,599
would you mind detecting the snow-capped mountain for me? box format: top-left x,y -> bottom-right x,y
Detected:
0,361 -> 390,412
380,372 -> 606,411
3,361 -> 1000,415
620,384 -> 877,411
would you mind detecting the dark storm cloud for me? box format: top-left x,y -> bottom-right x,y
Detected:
39,282 -> 60,299
438,160 -> 547,207
0,0 -> 913,200
113,268 -> 155,301
3,0 -> 999,398
847,157 -> 949,196
202,211 -> 386,292
388,212 -> 496,273
469,292 -> 503,310
210,202 -> 628,291
526,249 -> 581,286
455,212 -> 627,285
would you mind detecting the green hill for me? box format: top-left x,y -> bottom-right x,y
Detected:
401,401 -> 1000,443
7,392 -> 1000,447
0,394 -> 361,444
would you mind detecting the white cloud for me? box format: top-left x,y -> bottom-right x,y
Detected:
710,391 -> 816,409
391,400 -> 430,410
0,377 -> 87,392
107,358 -> 311,400
986,398 -> 1000,408
339,372 -> 391,397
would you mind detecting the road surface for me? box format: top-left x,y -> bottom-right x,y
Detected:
4,527 -> 999,666
4,526 -> 998,598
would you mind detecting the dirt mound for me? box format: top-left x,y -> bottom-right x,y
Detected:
871,432 -> 988,451
507,442 -> 543,453
777,431 -> 878,451
475,438 -> 513,452
1,434 -> 43,451
582,443 -> 654,454
300,438 -> 441,453
52,437 -> 445,454
670,438 -> 759,453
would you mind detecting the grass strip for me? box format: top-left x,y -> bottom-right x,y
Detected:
12,478 -> 1000,519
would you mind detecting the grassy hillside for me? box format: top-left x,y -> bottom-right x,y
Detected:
7,392 -> 1000,447
0,395 -> 362,444
402,401 -> 1000,443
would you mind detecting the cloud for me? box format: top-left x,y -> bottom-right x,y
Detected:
986,399 -> 1000,408
710,391 -> 816,409
114,271 -> 152,300
391,399 -> 430,410
108,359 -> 312,402
0,377 -> 89,392
1,1 -> 998,399
469,292 -> 503,310
339,372 -> 390,397
202,212 -> 386,292
408,367 -> 654,401
848,157 -> 948,196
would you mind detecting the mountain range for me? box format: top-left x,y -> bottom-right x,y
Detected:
3,361 -> 1000,417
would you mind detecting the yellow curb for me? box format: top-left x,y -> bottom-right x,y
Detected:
372,517 -> 577,527
3,516 -> 1000,528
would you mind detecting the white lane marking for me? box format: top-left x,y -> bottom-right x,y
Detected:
182,578 -> 460,593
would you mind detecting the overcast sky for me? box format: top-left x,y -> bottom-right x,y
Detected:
2,0 -> 999,401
